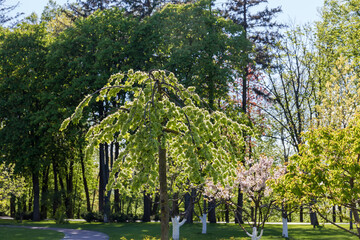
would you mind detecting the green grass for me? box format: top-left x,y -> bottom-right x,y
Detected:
0,226 -> 64,240
0,219 -> 358,240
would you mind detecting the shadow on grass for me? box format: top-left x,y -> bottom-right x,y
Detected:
0,226 -> 64,240
0,219 -> 358,240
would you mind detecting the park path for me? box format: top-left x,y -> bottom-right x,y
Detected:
0,225 -> 109,240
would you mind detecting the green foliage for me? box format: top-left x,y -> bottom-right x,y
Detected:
148,0 -> 250,108
54,206 -> 69,224
0,21 -> 50,172
62,70 -> 249,194
0,164 -> 25,206
81,211 -> 104,223
274,114 -> 360,236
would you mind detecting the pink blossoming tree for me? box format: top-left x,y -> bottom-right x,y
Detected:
205,155 -> 285,240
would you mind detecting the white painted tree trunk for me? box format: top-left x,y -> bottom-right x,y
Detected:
282,217 -> 288,238
199,214 -> 207,234
171,215 -> 186,240
245,227 -> 263,240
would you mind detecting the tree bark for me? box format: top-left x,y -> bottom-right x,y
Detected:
65,159 -> 74,218
32,172 -> 40,221
113,141 -> 121,213
52,160 -> 60,216
143,192 -> 151,222
184,191 -> 194,223
158,138 -> 169,240
41,166 -> 50,219
171,216 -> 186,240
99,143 -> 105,213
235,187 -> 244,223
225,202 -> 230,223
151,193 -> 160,218
339,206 -> 343,222
172,193 -> 179,217
208,199 -> 216,223
10,195 -> 16,218
351,207 -> 360,236
104,143 -> 111,222
80,147 -> 91,212
200,214 -> 207,234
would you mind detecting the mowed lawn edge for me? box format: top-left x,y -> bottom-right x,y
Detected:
0,220 -> 358,240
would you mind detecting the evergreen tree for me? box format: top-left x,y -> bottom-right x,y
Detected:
224,0 -> 283,224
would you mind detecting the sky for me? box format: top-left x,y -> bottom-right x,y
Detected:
6,0 -> 324,25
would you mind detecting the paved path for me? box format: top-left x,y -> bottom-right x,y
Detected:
0,225 -> 109,240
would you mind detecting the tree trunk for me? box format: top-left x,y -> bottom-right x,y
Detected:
52,160 -> 60,216
10,195 -> 16,218
235,188 -> 244,223
300,205 -> 304,222
80,148 -> 91,212
339,206 -> 343,222
158,139 -> 169,240
208,200 -> 216,223
171,216 -> 186,240
351,207 -> 360,236
332,205 -> 336,223
172,193 -> 179,217
282,211 -> 288,238
28,187 -> 32,212
184,191 -> 194,223
151,193 -> 160,219
41,166 -> 50,219
143,192 -> 151,222
225,202 -> 229,223
32,172 -> 40,221
104,143 -> 111,222
99,143 -> 105,213
65,159 -> 74,218
310,211 -> 319,228
200,214 -> 207,234
248,227 -> 263,240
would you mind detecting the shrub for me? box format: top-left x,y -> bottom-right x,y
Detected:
15,211 -> 33,221
81,211 -> 103,222
55,206 -> 69,224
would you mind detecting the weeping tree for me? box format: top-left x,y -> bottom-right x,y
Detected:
61,70 -> 248,239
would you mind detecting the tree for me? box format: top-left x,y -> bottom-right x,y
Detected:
264,27 -> 318,155
0,22 -> 51,221
61,70 -> 248,239
316,0 -> 360,72
0,0 -> 23,26
225,0 -> 283,68
0,163 -> 25,207
278,119 -> 360,238
205,155 -> 285,240
151,0 -> 250,110
119,0 -> 167,19
47,8 -> 137,219
224,0 -> 283,223
274,55 -> 360,238
64,0 -> 120,19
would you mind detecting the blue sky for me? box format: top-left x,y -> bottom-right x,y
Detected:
7,0 -> 324,25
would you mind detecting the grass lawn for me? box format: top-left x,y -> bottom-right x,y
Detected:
0,226 -> 64,240
0,219 -> 358,240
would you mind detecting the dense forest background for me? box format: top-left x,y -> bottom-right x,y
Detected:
1,0 -> 360,238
